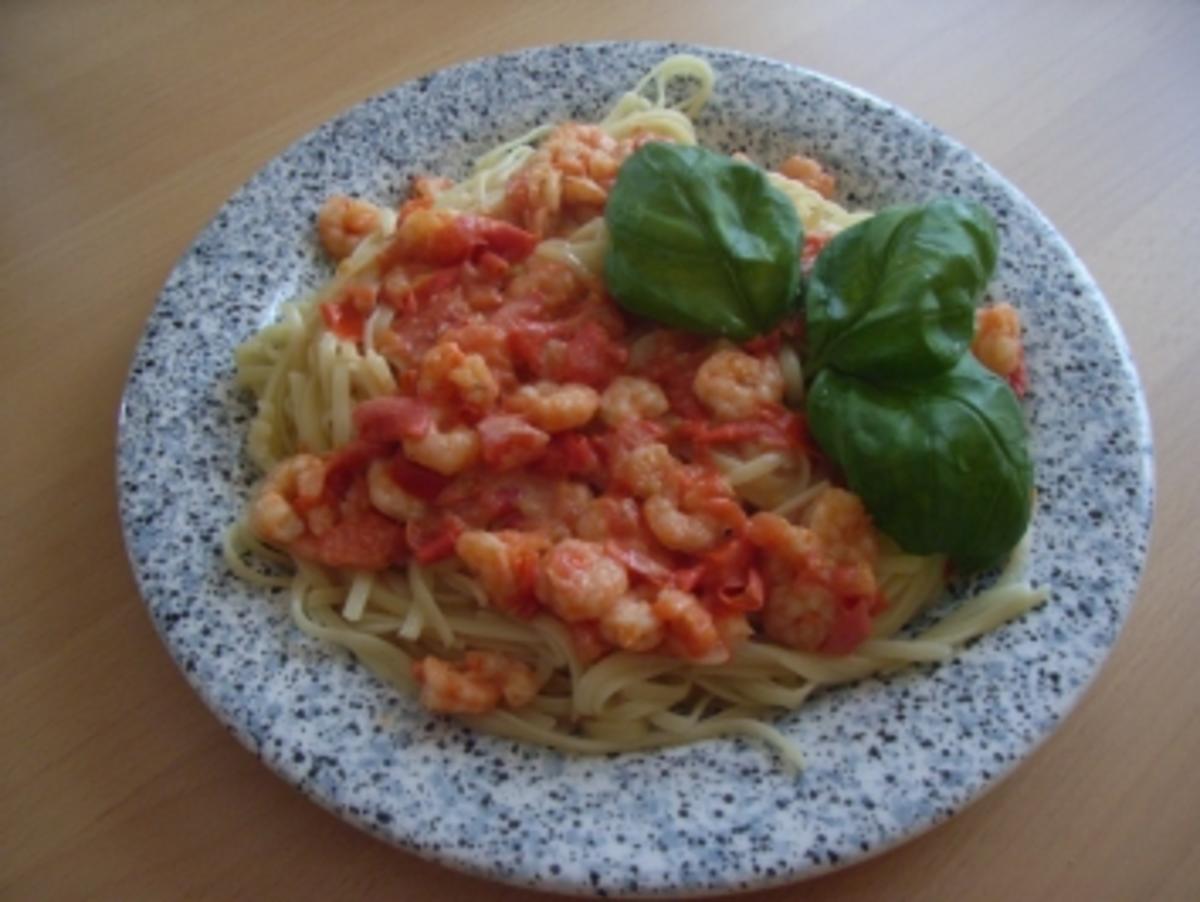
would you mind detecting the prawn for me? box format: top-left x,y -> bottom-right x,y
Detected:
403,426 -> 480,476
250,454 -> 327,545
418,341 -> 500,411
317,195 -> 383,261
761,584 -> 838,652
599,376 -> 669,426
642,494 -> 723,554
599,595 -> 664,652
505,381 -> 599,432
366,459 -> 425,522
537,539 -> 628,622
412,651 -> 539,714
972,302 -> 1027,394
455,530 -> 548,618
692,347 -> 784,421
653,588 -> 725,662
778,153 -> 836,199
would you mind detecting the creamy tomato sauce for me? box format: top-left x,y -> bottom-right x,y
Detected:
250,126 -> 898,713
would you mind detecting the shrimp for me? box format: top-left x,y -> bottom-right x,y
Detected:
612,442 -> 681,498
599,595 -> 664,652
972,302 -> 1025,382
504,124 -> 632,236
402,426 -> 480,476
692,347 -> 784,421
778,153 -> 836,199
418,341 -> 499,411
762,584 -> 837,652
804,487 -> 878,567
250,454 -> 327,544
366,459 -> 425,521
412,650 -> 539,714
746,511 -> 822,570
317,195 -> 383,261
653,588 -> 725,662
505,381 -> 599,432
538,539 -> 628,622
643,494 -> 723,554
599,376 -> 669,426
455,530 -> 548,617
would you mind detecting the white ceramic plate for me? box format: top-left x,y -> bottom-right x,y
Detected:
118,42 -> 1153,896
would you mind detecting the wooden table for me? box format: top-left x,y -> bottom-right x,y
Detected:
4,2 -> 1198,898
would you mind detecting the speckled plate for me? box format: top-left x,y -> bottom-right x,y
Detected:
117,42 -> 1153,896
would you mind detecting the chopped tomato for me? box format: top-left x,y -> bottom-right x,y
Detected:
292,511 -> 406,570
321,439 -> 386,499
679,405 -> 805,450
476,415 -> 550,471
388,452 -> 452,503
554,322 -> 628,388
604,541 -> 673,584
321,298 -> 367,341
406,513 -> 465,564
541,433 -> 601,477
352,397 -> 433,443
819,595 -> 874,655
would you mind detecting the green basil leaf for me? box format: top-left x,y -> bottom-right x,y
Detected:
604,143 -> 802,340
806,199 -> 998,379
807,354 -> 1032,572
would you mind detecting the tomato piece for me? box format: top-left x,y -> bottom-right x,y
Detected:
406,513 -> 465,564
292,511 -> 406,570
322,439 -> 387,499
554,322 -> 627,388
604,541 -> 673,584
352,397 -> 434,443
320,298 -> 367,341
679,405 -> 805,450
476,415 -> 550,471
464,215 -> 538,262
819,595 -> 874,655
388,453 -> 452,503
541,433 -> 601,477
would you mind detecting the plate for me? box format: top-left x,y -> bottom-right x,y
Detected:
117,42 -> 1154,895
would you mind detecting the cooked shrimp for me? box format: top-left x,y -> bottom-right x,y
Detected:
412,651 -> 539,714
538,539 -> 628,621
505,381 -> 599,432
643,494 -> 722,554
599,376 -> 669,426
972,302 -> 1024,380
418,341 -> 499,410
462,650 -> 540,707
653,588 -> 725,662
778,153 -> 837,199
403,426 -> 480,476
317,195 -> 383,261
746,512 -> 822,568
599,596 -> 664,652
612,442 -> 680,498
762,584 -> 837,652
804,487 -> 878,566
455,530 -> 548,616
366,459 -> 425,522
693,347 -> 784,421
250,454 -> 327,544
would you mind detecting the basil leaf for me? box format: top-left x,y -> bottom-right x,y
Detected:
604,143 -> 802,340
806,199 -> 998,379
807,355 -> 1032,572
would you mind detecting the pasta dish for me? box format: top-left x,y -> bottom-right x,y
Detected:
226,56 -> 1045,766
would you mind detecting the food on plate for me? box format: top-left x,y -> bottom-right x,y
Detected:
226,55 -> 1045,766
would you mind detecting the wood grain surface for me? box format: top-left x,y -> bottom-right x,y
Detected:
3,1 -> 1199,899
